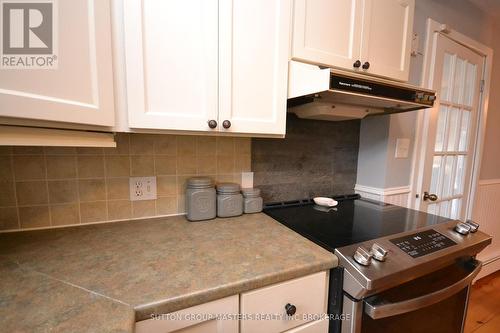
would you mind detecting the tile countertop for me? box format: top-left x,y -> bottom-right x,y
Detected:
0,213 -> 337,332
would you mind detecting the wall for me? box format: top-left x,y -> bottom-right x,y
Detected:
252,114 -> 360,202
0,134 -> 250,232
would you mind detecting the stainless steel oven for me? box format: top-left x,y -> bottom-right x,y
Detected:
341,258 -> 481,333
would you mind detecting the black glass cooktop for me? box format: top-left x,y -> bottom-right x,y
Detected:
263,195 -> 451,252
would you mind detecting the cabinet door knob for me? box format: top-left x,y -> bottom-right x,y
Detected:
285,303 -> 297,316
208,120 -> 217,129
353,60 -> 362,68
222,120 -> 231,129
362,61 -> 370,70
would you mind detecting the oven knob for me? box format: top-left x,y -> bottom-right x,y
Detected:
353,247 -> 372,266
371,243 -> 388,262
454,222 -> 471,235
465,220 -> 479,233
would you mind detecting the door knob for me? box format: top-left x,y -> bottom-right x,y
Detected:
208,120 -> 217,129
423,191 -> 438,201
353,60 -> 362,68
362,61 -> 370,70
222,120 -> 231,129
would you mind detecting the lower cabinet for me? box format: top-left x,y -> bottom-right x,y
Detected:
135,271 -> 329,333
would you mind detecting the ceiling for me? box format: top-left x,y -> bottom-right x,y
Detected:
468,0 -> 500,18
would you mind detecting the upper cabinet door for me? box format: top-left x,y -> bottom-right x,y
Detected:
0,0 -> 114,126
218,0 -> 291,136
124,0 -> 219,131
291,0 -> 364,70
360,0 -> 414,81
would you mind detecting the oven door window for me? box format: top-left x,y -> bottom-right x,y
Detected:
361,259 -> 481,333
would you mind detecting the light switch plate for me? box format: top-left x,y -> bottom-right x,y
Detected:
395,138 -> 410,159
241,172 -> 254,189
130,177 -> 157,201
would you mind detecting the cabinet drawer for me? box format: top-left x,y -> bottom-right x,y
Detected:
240,271 -> 328,333
284,319 -> 328,333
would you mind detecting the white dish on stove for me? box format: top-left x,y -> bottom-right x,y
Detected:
313,197 -> 338,207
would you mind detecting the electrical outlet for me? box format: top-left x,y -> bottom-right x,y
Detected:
129,177 -> 157,201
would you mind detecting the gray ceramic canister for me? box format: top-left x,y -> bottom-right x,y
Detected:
216,183 -> 243,217
242,188 -> 263,214
186,177 -> 216,221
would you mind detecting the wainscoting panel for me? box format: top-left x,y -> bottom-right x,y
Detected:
473,179 -> 500,280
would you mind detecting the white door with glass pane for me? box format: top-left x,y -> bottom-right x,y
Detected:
420,35 -> 484,220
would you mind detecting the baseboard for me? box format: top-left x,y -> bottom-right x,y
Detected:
355,184 -> 411,207
475,255 -> 500,282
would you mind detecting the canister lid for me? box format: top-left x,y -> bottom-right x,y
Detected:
242,188 -> 261,198
216,182 -> 241,194
187,177 -> 213,189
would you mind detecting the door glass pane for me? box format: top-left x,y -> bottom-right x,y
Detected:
430,156 -> 443,196
447,107 -> 460,151
442,156 -> 455,198
441,53 -> 454,102
454,155 -> 466,195
458,111 -> 470,151
464,62 -> 477,107
450,199 -> 461,220
440,201 -> 450,218
452,57 -> 466,104
435,107 -> 448,152
428,204 -> 437,215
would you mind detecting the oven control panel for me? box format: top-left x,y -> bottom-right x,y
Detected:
390,229 -> 457,258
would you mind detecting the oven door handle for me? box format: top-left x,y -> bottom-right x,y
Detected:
364,259 -> 482,319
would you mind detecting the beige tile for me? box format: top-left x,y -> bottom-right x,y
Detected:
196,136 -> 216,156
0,207 -> 18,230
234,137 -> 251,155
130,134 -> 155,155
0,156 -> 13,181
132,200 -> 156,218
80,201 -> 107,223
156,196 -> 177,215
216,174 -> 237,184
177,175 -> 191,195
107,200 -> 132,220
19,206 -> 50,228
197,155 -> 217,175
0,181 -> 16,207
13,155 -> 46,180
131,156 -> 154,176
105,156 -> 130,178
216,137 -> 234,155
0,147 -> 13,155
177,136 -> 196,155
104,133 -> 130,155
157,176 -> 176,196
77,147 -> 104,155
217,155 -> 235,174
50,203 -> 80,226
44,147 -> 76,155
13,147 -> 43,155
106,178 -> 130,200
46,155 -> 77,179
47,180 -> 78,204
235,154 -> 251,172
177,195 -> 186,214
16,181 -> 48,206
154,135 -> 177,155
78,179 -> 106,202
77,155 -> 104,178
154,156 -> 176,175
177,155 -> 197,175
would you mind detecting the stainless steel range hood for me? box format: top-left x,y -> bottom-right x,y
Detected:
287,61 -> 436,121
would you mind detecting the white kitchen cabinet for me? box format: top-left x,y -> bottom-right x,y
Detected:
291,0 -> 364,71
0,0 -> 115,126
123,0 -> 219,132
122,0 -> 290,136
135,295 -> 239,333
218,0 -> 291,136
291,0 -> 414,82
360,0 -> 414,81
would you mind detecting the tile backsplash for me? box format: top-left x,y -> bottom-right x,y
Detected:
0,134 -> 251,231
252,114 -> 360,202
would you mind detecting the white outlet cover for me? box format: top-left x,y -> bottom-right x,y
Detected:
130,176 -> 157,201
395,138 -> 410,159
